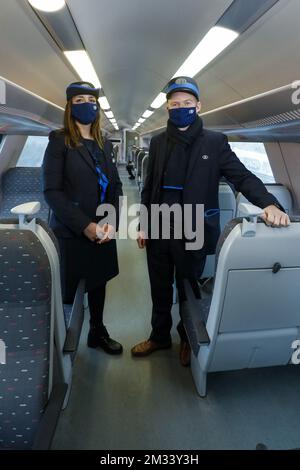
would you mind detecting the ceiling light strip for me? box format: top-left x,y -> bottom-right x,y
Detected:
135,26 -> 239,128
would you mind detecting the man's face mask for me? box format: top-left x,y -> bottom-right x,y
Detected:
71,102 -> 99,125
168,107 -> 197,128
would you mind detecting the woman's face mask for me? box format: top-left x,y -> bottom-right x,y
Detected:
71,102 -> 99,125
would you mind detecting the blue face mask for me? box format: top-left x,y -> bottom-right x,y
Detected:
168,107 -> 197,128
71,102 -> 99,125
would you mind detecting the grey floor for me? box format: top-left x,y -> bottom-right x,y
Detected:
52,168 -> 300,450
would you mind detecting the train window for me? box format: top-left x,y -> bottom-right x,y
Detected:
230,142 -> 275,184
16,136 -> 48,167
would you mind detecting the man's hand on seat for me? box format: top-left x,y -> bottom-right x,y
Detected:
261,205 -> 290,227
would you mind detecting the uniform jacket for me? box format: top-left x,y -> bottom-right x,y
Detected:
43,130 -> 123,238
141,126 -> 282,255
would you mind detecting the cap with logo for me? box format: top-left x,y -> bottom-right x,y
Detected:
165,76 -> 200,100
66,81 -> 100,101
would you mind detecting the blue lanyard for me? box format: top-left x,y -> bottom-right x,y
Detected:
159,197 -> 220,218
205,209 -> 220,218
94,163 -> 109,203
84,144 -> 109,203
162,185 -> 184,190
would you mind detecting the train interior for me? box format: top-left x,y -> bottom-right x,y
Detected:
1,0 -> 300,451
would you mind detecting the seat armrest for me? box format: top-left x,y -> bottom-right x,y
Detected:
63,279 -> 85,353
11,201 -> 41,216
32,382 -> 68,450
182,280 -> 210,356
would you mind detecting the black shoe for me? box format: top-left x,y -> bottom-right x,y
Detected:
87,328 -> 123,355
98,336 -> 123,355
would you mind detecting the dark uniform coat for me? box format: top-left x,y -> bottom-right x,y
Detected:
142,127 -> 282,260
43,130 -> 123,300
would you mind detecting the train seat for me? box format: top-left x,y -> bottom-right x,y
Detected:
0,202 -> 85,449
0,167 -> 50,221
140,153 -> 149,192
201,182 -> 236,279
136,150 -> 146,187
182,208 -> 300,397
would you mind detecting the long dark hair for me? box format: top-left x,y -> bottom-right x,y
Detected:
61,100 -> 104,149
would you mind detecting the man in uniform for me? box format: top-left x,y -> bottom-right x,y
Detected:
131,76 -> 290,366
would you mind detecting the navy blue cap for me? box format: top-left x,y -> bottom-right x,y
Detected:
66,81 -> 100,101
165,76 -> 200,100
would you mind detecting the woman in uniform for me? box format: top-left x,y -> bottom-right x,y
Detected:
43,81 -> 123,354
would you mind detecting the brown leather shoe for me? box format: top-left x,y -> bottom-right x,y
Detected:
131,340 -> 172,357
179,341 -> 191,367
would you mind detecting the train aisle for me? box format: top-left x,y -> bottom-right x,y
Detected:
52,167 -> 300,450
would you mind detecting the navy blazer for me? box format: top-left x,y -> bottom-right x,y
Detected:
141,126 -> 282,255
43,131 -> 123,238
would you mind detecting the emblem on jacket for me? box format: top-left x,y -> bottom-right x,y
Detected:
202,154 -> 209,160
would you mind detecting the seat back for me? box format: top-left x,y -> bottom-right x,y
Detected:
201,182 -> 236,278
236,183 -> 293,217
140,154 -> 149,191
200,217 -> 300,373
0,219 -> 53,449
136,151 -> 146,180
133,148 -> 141,167
0,167 -> 50,221
0,210 -> 77,448
218,182 -> 236,230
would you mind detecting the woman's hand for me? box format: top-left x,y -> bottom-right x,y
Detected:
137,231 -> 146,249
96,223 -> 115,244
83,222 -> 98,241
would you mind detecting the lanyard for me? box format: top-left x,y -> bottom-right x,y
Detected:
84,143 -> 109,203
162,185 -> 184,190
205,209 -> 220,218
